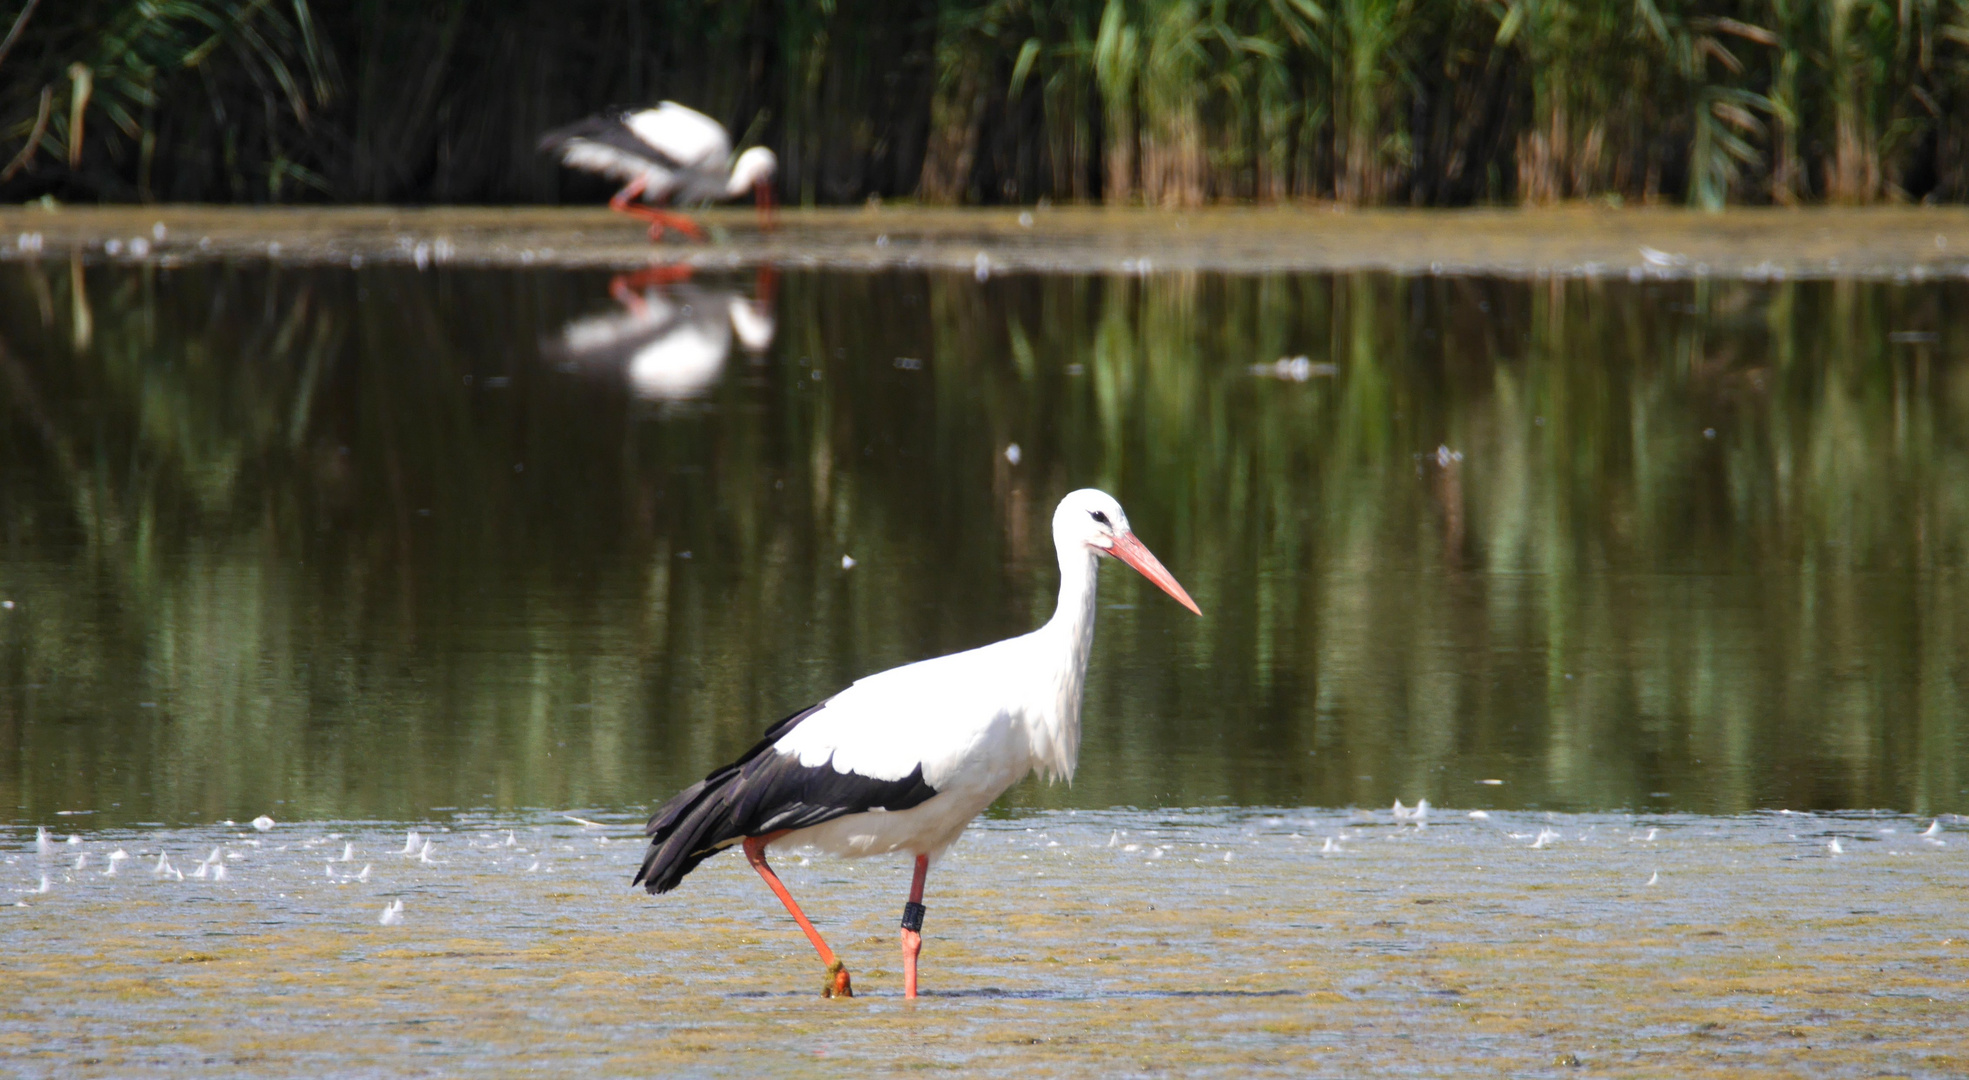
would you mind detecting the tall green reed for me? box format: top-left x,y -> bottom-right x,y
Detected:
5,0 -> 1969,205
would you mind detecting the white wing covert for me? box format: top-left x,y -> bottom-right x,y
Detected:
771,641 -> 1030,790
628,102 -> 732,168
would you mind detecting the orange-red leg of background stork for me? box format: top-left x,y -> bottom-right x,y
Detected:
608,264 -> 696,312
901,854 -> 929,998
743,833 -> 853,998
609,177 -> 706,243
753,179 -> 778,232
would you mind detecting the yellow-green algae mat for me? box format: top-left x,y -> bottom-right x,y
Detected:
4,809 -> 1964,1077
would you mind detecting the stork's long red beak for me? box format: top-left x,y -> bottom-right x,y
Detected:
755,179 -> 778,232
1109,532 -> 1202,616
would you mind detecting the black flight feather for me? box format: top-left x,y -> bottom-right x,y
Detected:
537,111 -> 689,174
634,701 -> 939,894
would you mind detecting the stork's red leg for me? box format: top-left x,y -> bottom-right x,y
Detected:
901,853 -> 929,999
743,833 -> 853,998
608,264 -> 696,311
608,176 -> 651,215
608,181 -> 672,242
615,204 -> 704,243
607,176 -> 708,243
644,209 -> 707,243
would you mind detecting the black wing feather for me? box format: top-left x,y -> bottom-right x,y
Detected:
633,701 -> 939,894
537,112 -> 688,172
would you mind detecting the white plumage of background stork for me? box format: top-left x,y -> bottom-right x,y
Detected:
634,489 -> 1201,998
540,102 -> 777,241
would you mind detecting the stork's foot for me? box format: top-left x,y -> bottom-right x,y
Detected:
823,959 -> 854,999
636,211 -> 705,243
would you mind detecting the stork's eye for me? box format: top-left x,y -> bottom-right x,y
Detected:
1089,510 -> 1111,527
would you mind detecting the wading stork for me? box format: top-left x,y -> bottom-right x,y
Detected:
634,489 -> 1201,998
540,102 -> 777,242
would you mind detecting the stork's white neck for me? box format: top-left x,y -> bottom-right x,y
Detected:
1026,536 -> 1103,782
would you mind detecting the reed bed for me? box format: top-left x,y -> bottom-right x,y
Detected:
2,0 -> 1967,207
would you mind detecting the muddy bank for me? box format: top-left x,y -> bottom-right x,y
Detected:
3,204 -> 1969,278
4,809 -> 1964,1076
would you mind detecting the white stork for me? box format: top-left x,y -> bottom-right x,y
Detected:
540,102 -> 777,242
634,489 -> 1201,998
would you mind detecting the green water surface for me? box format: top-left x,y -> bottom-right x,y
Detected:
1,261 -> 1963,823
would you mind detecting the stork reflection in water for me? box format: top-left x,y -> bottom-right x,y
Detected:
549,266 -> 776,402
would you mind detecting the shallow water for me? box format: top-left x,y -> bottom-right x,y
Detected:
4,810 -> 1965,1076
5,221 -> 1967,1075
1,259 -> 1966,824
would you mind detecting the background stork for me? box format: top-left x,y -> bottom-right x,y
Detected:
540,102 -> 777,241
634,488 -> 1201,998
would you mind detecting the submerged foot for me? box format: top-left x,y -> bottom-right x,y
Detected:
823,959 -> 853,999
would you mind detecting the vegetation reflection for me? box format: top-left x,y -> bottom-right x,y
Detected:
0,261 -> 1962,824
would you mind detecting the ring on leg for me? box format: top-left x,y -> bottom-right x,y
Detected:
900,901 -> 926,998
901,853 -> 931,999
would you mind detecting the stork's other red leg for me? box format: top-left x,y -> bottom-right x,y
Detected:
743,833 -> 853,998
901,853 -> 929,999
641,208 -> 706,242
608,175 -> 651,215
609,264 -> 696,310
606,176 -> 707,243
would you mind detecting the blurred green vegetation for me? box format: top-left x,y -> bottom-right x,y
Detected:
0,260 -> 1964,824
5,0 -> 1969,205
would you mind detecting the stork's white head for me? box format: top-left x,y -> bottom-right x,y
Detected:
1053,489 -> 1201,615
1054,488 -> 1130,552
727,146 -> 778,231
727,146 -> 778,197
727,296 -> 776,355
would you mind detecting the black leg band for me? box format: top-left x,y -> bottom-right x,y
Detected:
900,901 -> 926,933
